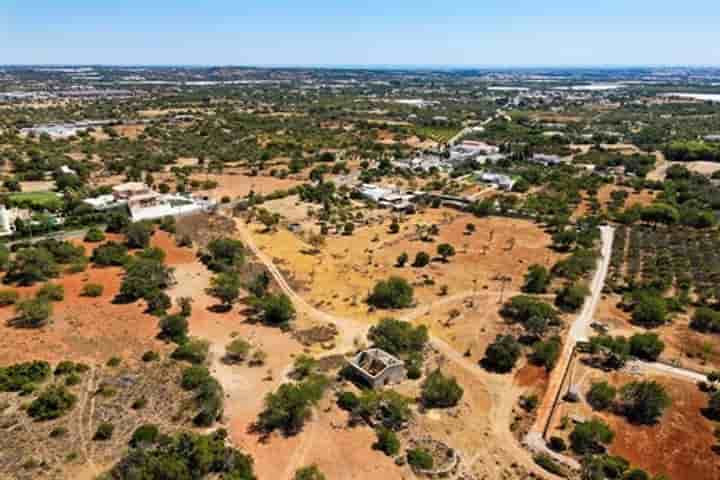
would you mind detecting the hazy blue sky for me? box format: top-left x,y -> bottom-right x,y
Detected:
2,0 -> 719,66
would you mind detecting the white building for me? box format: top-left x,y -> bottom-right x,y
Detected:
480,173 -> 517,191
531,153 -> 563,166
357,184 -> 415,212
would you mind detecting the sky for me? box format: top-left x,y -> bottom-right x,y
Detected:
2,0 -> 719,66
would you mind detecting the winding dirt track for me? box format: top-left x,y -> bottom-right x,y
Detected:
234,219 -> 556,479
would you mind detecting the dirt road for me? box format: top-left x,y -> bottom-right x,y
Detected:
233,218 -> 557,479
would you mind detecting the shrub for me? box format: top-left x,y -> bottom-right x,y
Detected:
631,294 -> 667,328
548,436 -> 567,452
91,241 -> 129,267
292,355 -> 318,380
119,257 -> 172,301
336,391 -> 360,411
50,426 -> 68,438
145,289 -> 171,315
6,247 -> 59,286
368,318 -> 428,356
225,338 -> 252,364
396,252 -> 409,267
28,385 -> 77,420
255,293 -> 296,327
13,298 -> 52,328
141,350 -> 160,362
81,283 -> 104,297
629,333 -> 665,361
84,228 -> 105,243
482,335 -> 521,373
107,357 -> 121,367
159,314 -> 189,344
555,283 -> 589,312
94,422 -> 115,441
181,366 -> 211,390
534,454 -> 567,477
130,424 -> 160,447
407,448 -> 434,470
367,277 -> 414,309
203,238 -> 245,272
587,381 -> 617,411
522,264 -> 550,294
37,283 -> 64,302
171,338 -> 210,365
412,251 -> 430,268
125,221 -> 154,249
107,430 -> 255,480
206,271 -> 241,307
690,307 -> 720,333
0,290 -> 19,306
420,369 -> 464,408
65,373 -> 81,386
570,418 -> 614,454
131,396 -> 147,410
530,336 -> 562,371
373,427 -> 400,456
294,465 -> 326,480
620,380 -> 670,425
0,361 -> 51,392
437,243 -> 456,262
257,375 -> 329,435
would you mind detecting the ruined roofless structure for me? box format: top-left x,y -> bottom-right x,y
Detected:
347,348 -> 406,389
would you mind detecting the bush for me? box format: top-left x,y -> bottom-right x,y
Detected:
206,271 -> 241,307
203,238 -> 245,272
13,298 -> 52,328
107,357 -> 122,367
65,373 -> 81,386
294,465 -> 326,480
587,381 -> 617,411
0,361 -> 51,392
368,318 -> 428,356
225,338 -> 252,364
555,283 -> 589,312
690,307 -> 720,333
107,430 -> 255,480
81,283 -> 104,297
119,257 -> 172,302
530,336 -> 562,371
28,385 -> 77,420
420,369 -> 464,408
91,242 -> 129,267
131,397 -> 147,410
0,290 -> 19,306
159,314 -> 188,344
94,422 -> 115,441
548,436 -> 567,452
482,335 -> 521,373
145,289 -> 171,315
125,221 -> 154,249
50,426 -> 68,438
629,333 -> 665,361
257,375 -> 329,435
620,380 -> 670,425
407,448 -> 434,470
171,338 -> 210,365
84,228 -> 105,243
396,252 -> 409,267
37,283 -> 64,302
570,418 -> 614,454
631,294 -> 667,328
437,243 -> 456,262
373,427 -> 400,456
181,366 -> 211,390
255,293 -> 296,327
130,424 -> 160,447
534,454 -> 567,477
367,277 -> 414,309
336,391 -> 360,411
522,264 -> 550,294
412,251 -> 430,268
6,247 -> 59,286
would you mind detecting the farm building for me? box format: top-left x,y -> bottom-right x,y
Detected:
347,348 -> 406,389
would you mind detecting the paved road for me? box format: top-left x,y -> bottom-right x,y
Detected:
524,226 -> 615,471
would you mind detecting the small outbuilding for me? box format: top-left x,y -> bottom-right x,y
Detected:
347,348 -> 406,389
